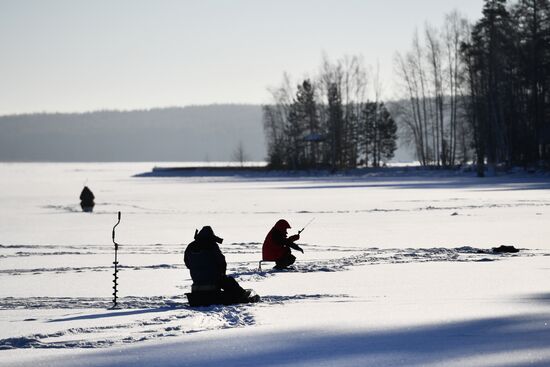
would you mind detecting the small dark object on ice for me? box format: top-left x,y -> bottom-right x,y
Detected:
451,212 -> 459,216
80,186 -> 95,212
186,289 -> 260,307
492,245 -> 519,253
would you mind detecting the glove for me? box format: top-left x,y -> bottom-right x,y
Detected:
289,234 -> 300,242
296,245 -> 304,254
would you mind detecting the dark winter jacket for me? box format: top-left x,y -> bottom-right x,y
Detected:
184,228 -> 227,286
79,186 -> 95,206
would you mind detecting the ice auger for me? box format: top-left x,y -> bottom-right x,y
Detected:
111,211 -> 121,308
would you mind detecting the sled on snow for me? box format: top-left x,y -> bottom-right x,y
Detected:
258,260 -> 276,271
185,285 -> 260,307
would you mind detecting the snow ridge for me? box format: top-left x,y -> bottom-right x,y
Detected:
0,294 -> 346,350
0,245 -> 537,351
231,246 -> 527,280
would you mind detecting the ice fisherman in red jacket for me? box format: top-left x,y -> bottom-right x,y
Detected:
262,219 -> 304,270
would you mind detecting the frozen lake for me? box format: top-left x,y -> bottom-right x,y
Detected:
1,163 -> 549,249
1,163 -> 550,366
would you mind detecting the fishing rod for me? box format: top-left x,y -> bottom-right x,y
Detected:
298,217 -> 315,235
111,211 -> 121,309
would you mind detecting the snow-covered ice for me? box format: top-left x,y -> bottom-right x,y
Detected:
1,163 -> 550,366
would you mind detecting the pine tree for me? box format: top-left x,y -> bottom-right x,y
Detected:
378,103 -> 398,164
361,102 -> 398,167
464,0 -> 514,173
294,80 -> 320,167
511,0 -> 550,164
327,83 -> 344,170
286,101 -> 305,169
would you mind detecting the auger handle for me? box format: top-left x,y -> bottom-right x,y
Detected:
112,211 -> 121,244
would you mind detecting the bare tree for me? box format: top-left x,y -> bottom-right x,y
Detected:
263,73 -> 295,168
319,54 -> 369,168
395,38 -> 431,166
395,12 -> 472,168
443,10 -> 471,166
232,140 -> 249,167
425,22 -> 445,166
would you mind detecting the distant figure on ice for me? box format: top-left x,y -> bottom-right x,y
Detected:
262,219 -> 303,270
79,186 -> 95,212
184,226 -> 259,306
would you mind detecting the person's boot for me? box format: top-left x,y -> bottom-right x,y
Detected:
245,290 -> 260,303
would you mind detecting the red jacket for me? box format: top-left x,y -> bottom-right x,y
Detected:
262,227 -> 291,261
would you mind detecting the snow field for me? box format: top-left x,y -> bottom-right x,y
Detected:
1,163 -> 550,366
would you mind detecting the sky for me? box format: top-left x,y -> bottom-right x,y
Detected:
0,0 -> 483,115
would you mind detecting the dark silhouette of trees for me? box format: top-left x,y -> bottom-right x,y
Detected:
288,80 -> 320,168
461,0 -> 550,174
326,83 -> 345,170
265,0 -> 550,172
394,0 -> 550,173
466,0 -> 514,174
362,102 -> 398,167
263,57 -> 398,170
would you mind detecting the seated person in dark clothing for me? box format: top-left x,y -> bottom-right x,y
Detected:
262,219 -> 304,270
184,226 -> 256,305
79,186 -> 95,212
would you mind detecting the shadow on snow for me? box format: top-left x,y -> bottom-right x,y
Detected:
37,313 -> 550,367
48,307 -> 176,322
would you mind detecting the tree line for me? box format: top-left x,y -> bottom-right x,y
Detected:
396,0 -> 550,175
264,0 -> 550,174
463,0 -> 550,174
263,57 -> 397,170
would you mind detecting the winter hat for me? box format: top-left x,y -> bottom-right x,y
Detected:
274,219 -> 291,231
196,226 -> 223,244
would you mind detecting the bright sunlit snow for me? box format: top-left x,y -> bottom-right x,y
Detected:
1,163 -> 549,366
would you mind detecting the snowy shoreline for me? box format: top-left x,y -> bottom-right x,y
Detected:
138,164 -> 550,179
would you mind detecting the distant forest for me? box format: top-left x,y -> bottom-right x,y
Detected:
0,105 -> 265,162
263,59 -> 398,171
264,0 -> 550,175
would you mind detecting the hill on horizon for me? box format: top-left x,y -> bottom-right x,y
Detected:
0,105 -> 266,162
